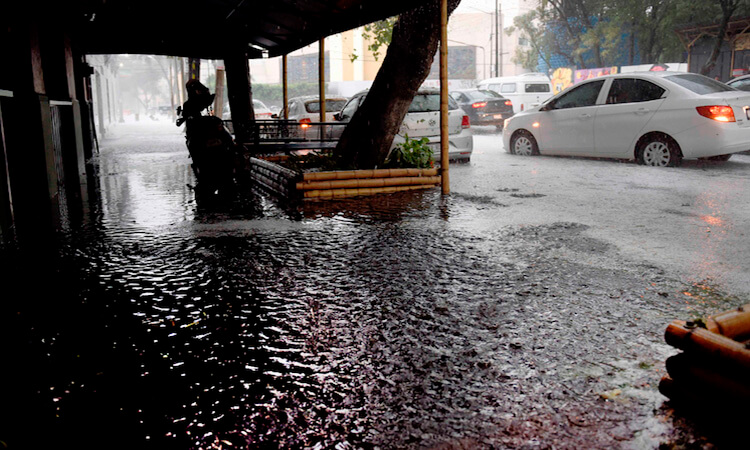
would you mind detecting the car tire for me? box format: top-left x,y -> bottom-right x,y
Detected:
636,134 -> 682,167
510,130 -> 539,156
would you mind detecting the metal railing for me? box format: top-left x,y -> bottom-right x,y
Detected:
224,119 -> 348,147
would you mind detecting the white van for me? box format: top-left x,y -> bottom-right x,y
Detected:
477,73 -> 553,114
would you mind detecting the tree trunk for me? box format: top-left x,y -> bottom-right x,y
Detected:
224,46 -> 255,144
701,0 -> 737,76
333,0 -> 461,169
628,22 -> 635,66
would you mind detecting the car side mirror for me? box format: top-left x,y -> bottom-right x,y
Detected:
333,112 -> 341,121
271,114 -> 278,119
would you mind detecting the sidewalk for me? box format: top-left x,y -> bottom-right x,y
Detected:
1,120 -> 745,449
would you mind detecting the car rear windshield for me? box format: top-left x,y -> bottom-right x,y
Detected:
664,74 -> 736,94
525,83 -> 550,93
465,90 -> 503,100
305,100 -> 348,113
408,94 -> 459,112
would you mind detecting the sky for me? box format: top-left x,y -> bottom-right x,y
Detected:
455,0 -> 498,14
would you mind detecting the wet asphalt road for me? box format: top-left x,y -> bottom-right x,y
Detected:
2,119 -> 749,449
460,127 -> 750,298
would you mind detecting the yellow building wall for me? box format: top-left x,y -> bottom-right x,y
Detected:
341,30 -> 355,81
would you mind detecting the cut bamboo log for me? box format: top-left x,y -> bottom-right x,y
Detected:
665,320 -> 750,370
296,175 -> 440,191
303,184 -> 435,199
705,303 -> 750,340
658,376 -> 692,403
665,353 -> 750,398
302,168 -> 438,181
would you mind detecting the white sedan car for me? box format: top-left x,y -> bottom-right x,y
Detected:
502,72 -> 750,166
333,89 -> 473,162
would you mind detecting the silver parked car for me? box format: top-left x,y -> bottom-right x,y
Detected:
277,95 -> 349,139
332,89 -> 474,162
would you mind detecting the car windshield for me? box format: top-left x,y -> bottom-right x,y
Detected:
408,94 -> 459,112
305,100 -> 348,113
664,74 -> 737,94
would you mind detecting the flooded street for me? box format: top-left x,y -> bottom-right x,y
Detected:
3,120 -> 749,449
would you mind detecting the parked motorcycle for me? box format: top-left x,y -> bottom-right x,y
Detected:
176,79 -> 236,196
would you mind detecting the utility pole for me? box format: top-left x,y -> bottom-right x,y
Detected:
499,2 -> 503,77
495,0 -> 502,77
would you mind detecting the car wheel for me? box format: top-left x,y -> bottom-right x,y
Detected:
510,130 -> 538,156
636,134 -> 682,167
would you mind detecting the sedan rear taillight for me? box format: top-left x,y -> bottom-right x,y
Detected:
504,100 -> 512,106
696,105 -> 735,122
471,102 -> 487,108
300,117 -> 312,129
462,115 -> 471,128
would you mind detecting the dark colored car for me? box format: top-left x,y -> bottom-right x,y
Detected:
726,74 -> 750,91
450,89 -> 514,129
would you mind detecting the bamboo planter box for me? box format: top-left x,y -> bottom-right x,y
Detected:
297,168 -> 440,199
660,304 -> 750,405
248,156 -> 440,200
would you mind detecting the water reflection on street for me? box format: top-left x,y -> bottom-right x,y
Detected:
2,121 -> 747,449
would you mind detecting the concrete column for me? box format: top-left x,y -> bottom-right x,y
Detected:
0,92 -> 15,243
73,50 -> 96,160
5,21 -> 61,238
213,68 -> 226,119
224,47 -> 255,144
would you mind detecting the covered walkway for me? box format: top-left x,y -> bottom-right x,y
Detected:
0,0 -> 434,245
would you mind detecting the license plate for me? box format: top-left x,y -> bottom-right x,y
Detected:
494,114 -> 504,119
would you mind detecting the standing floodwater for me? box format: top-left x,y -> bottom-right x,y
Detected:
1,120 -> 746,449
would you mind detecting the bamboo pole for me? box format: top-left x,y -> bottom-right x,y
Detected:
439,0 -> 449,194
665,353 -> 750,399
282,55 -> 288,119
303,168 -> 438,181
319,39 -> 326,141
706,303 -> 750,339
303,184 -> 435,199
297,176 -> 440,191
665,320 -> 750,370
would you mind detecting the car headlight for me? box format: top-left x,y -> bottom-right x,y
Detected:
503,117 -> 513,129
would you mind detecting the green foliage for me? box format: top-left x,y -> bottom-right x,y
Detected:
507,0 -> 750,70
349,16 -> 397,62
384,135 -> 434,169
364,17 -> 397,61
508,9 -> 555,71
